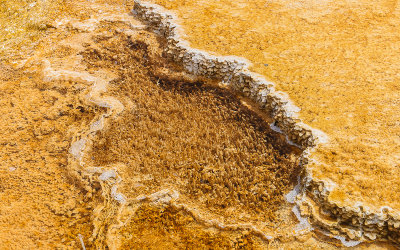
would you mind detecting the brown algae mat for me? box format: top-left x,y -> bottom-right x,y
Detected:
134,0 -> 400,244
0,0 -> 398,248
81,27 -> 301,227
77,17 -> 393,249
1,0 -> 306,248
138,0 -> 400,198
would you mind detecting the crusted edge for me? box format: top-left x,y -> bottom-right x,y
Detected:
132,0 -> 400,245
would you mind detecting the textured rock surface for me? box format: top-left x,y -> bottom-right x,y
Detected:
1,0 -> 399,248
132,0 -> 400,245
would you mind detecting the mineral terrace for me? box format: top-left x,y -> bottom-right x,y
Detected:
0,0 -> 399,249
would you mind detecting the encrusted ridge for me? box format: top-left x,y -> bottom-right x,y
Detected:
133,0 -> 329,150
43,50 -> 127,244
132,0 -> 400,245
61,15 -> 280,246
123,189 -> 275,241
298,173 -> 400,244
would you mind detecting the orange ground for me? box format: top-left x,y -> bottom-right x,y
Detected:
143,0 -> 400,215
1,0 -> 399,248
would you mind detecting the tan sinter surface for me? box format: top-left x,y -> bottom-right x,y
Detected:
144,0 -> 400,212
1,0 -> 399,248
0,0 -> 312,248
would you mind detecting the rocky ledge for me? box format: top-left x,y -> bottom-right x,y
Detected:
132,0 -> 400,246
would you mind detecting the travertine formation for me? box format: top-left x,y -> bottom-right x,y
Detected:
132,0 -> 400,244
2,0 -> 399,248
79,25 -> 303,246
133,1 -> 328,150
